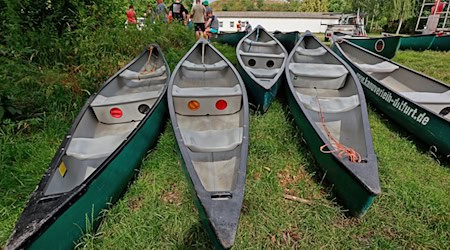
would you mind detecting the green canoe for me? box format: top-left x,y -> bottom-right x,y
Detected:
6,44 -> 169,250
236,25 -> 288,113
286,31 -> 380,217
168,39 -> 249,249
332,37 -> 450,158
342,35 -> 401,59
399,34 -> 436,51
429,34 -> 450,51
212,32 -> 247,46
273,31 -> 300,53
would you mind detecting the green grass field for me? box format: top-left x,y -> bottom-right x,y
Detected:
1,44 -> 449,248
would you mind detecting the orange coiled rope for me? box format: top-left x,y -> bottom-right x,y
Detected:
316,95 -> 362,163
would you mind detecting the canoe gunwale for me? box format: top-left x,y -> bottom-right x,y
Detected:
7,43 -> 170,249
286,31 -> 380,195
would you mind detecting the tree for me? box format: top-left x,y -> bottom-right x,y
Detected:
386,0 -> 416,34
328,0 -> 351,12
298,0 -> 328,12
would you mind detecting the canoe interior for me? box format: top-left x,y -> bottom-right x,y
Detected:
237,26 -> 287,90
287,35 -> 369,157
44,47 -> 169,195
171,41 -> 246,193
338,41 -> 450,121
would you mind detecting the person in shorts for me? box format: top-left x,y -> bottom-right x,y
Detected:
191,0 -> 206,39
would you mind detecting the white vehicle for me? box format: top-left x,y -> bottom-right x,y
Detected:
324,14 -> 366,41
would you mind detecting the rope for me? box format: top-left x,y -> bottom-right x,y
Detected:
315,90 -> 362,163
141,46 -> 156,74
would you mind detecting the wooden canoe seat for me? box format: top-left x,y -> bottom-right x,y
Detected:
180,127 -> 243,152
297,93 -> 360,113
244,66 -> 280,79
238,50 -> 285,58
244,38 -> 277,47
172,85 -> 242,116
296,46 -> 327,56
119,65 -> 166,80
289,63 -> 348,89
66,134 -> 127,160
182,60 -> 227,71
355,61 -> 399,73
401,90 -> 450,104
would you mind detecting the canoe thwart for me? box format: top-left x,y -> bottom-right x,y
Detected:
244,38 -> 277,46
66,134 -> 128,160
182,60 -> 228,72
119,66 -> 166,80
296,46 -> 327,56
289,63 -> 348,89
180,127 -> 243,153
401,90 -> 450,104
355,61 -> 399,73
297,93 -> 360,113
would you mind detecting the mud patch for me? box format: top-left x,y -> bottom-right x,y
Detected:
161,184 -> 182,205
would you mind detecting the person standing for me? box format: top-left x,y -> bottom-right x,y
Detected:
169,0 -> 188,23
237,20 -> 241,32
191,0 -> 206,39
155,0 -> 168,22
245,20 -> 252,33
126,5 -> 137,24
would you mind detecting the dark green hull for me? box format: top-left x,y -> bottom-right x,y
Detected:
273,31 -> 300,53
285,87 -> 376,217
333,46 -> 450,157
28,99 -> 167,250
399,34 -> 435,51
346,36 -> 401,59
429,35 -> 450,51
237,63 -> 282,113
213,32 -> 247,46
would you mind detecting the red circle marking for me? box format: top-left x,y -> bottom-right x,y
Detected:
110,107 -> 123,118
215,99 -> 228,110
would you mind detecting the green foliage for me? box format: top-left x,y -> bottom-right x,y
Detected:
328,0 -> 351,12
298,0 -> 328,12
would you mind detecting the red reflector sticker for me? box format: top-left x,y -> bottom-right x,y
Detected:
110,107 -> 123,118
216,99 -> 227,110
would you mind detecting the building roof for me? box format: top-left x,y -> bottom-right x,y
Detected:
215,11 -> 341,19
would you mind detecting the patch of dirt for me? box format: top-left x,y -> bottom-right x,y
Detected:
277,167 -> 309,197
268,227 -> 302,248
128,195 -> 145,212
253,172 -> 261,180
161,184 -> 182,205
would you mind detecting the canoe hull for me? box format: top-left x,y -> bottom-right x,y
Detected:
286,87 -> 376,217
237,63 -> 282,113
213,32 -> 247,46
346,36 -> 401,59
26,98 -> 167,250
399,34 -> 435,51
429,35 -> 450,51
333,46 -> 450,157
273,31 -> 300,53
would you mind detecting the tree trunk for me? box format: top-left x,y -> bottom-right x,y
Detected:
396,17 -> 403,35
370,15 -> 375,32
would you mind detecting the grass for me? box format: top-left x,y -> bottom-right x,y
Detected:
1,42 -> 449,248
